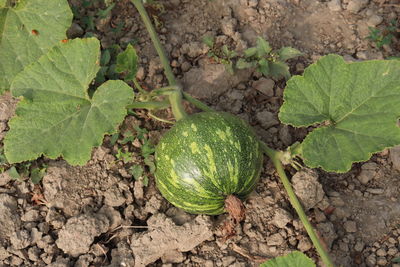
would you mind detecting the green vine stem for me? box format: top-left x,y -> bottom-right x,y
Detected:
261,142 -> 335,267
127,100 -> 170,110
182,92 -> 214,112
131,0 -> 187,121
133,79 -> 147,94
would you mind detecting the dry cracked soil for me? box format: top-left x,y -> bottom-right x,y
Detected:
1,0 -> 400,266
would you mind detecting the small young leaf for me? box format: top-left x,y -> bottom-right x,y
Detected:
223,61 -> 235,75
7,166 -> 20,180
95,66 -> 108,84
202,36 -> 214,48
4,38 -> 134,165
130,165 -> 144,180
97,3 -> 115,19
30,167 -> 46,184
110,133 -> 119,146
278,47 -> 303,61
222,45 -> 237,58
142,175 -> 149,186
100,49 -> 111,66
144,157 -> 156,174
256,37 -> 272,57
393,257 -> 400,263
269,61 -> 291,80
236,58 -> 255,69
279,54 -> 400,172
116,44 -> 139,81
244,47 -> 257,58
260,251 -> 315,267
257,58 -> 270,76
141,140 -> 155,159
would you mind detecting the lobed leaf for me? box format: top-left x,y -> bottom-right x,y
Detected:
260,251 -> 315,267
4,38 -> 134,165
0,0 -> 72,93
279,54 -> 400,172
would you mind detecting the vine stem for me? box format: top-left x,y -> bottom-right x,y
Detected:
127,100 -> 170,110
133,79 -> 147,94
131,0 -> 187,121
260,142 -> 335,267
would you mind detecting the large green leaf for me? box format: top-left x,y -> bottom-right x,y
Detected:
4,38 -> 134,165
0,0 -> 72,93
260,251 -> 315,267
279,54 -> 400,172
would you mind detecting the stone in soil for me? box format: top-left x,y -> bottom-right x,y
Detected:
357,162 -> 378,185
256,111 -> 279,130
390,145 -> 400,172
56,212 -> 110,257
317,222 -> 338,249
182,63 -> 251,100
130,213 -> 213,266
328,0 -> 342,11
343,220 -> 357,233
292,169 -> 325,210
0,194 -> 21,244
346,0 -> 368,13
271,208 -> 292,228
252,78 -> 275,97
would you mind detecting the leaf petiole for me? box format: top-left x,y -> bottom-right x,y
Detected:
127,100 -> 170,110
260,142 -> 335,267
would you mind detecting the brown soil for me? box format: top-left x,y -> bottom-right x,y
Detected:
1,0 -> 400,266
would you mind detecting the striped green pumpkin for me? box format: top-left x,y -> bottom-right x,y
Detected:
155,112 -> 263,215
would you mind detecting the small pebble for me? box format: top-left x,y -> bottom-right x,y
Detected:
365,254 -> 376,266
252,78 -> 275,97
366,188 -> 384,195
343,220 -> 357,233
376,248 -> 386,257
367,15 -> 383,27
387,247 -> 398,255
328,0 -> 342,11
376,257 -> 387,266
181,61 -> 191,72
346,0 -> 368,13
354,241 -> 364,252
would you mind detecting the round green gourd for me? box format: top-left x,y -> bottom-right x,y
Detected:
155,112 -> 263,215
